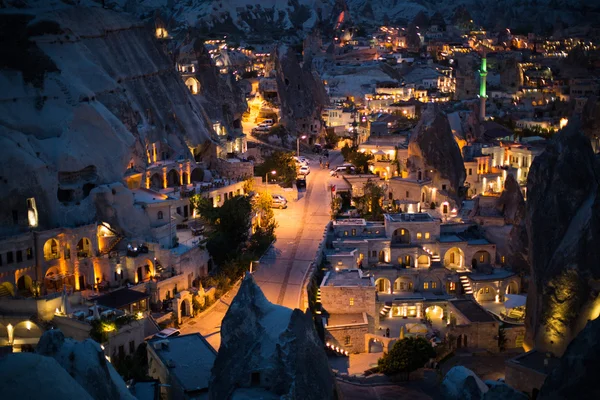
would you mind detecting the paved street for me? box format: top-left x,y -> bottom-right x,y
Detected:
180,148 -> 341,350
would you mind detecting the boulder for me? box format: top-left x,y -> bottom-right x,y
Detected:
538,318 -> 600,399
524,119 -> 600,355
441,366 -> 488,400
496,173 -> 529,273
209,273 -> 335,400
36,329 -> 135,400
484,380 -> 528,400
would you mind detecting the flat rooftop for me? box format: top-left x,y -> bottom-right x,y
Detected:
507,350 -> 560,375
321,269 -> 373,288
95,288 -> 149,310
149,333 -> 217,393
450,299 -> 497,323
327,313 -> 368,327
333,218 -> 367,226
131,188 -> 170,204
468,269 -> 516,281
385,213 -> 434,223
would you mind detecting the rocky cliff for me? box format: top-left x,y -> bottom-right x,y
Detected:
441,365 -> 527,400
0,329 -> 134,400
524,120 -> 600,355
408,104 -> 466,203
538,317 -> 600,399
0,6 -> 216,236
272,44 -> 328,136
209,273 -> 335,400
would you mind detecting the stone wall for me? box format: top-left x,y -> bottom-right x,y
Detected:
215,159 -> 254,180
325,323 -> 368,354
504,325 -> 526,349
320,286 -> 378,329
448,321 -> 499,352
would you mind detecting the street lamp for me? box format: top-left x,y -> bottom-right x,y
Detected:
296,135 -> 307,157
265,170 -> 276,190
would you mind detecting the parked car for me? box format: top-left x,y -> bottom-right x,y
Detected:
312,144 -> 322,153
296,178 -> 307,190
299,165 -> 310,175
271,194 -> 288,209
154,328 -> 181,339
330,165 -> 355,176
293,156 -> 309,165
252,125 -> 270,134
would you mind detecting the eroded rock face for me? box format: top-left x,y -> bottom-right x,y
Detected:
441,366 -> 527,400
496,174 -> 529,273
538,318 -> 600,399
0,6 -> 215,235
408,104 -> 466,204
36,329 -> 135,400
209,273 -> 334,400
272,45 -> 328,136
525,120 -> 600,355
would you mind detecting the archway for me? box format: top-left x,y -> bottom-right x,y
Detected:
394,277 -> 413,293
150,173 -> 163,189
43,238 -> 59,261
375,278 -> 391,294
185,77 -> 200,95
182,172 -> 189,185
505,281 -> 519,294
180,299 -> 188,317
76,238 -> 92,259
368,338 -> 383,353
16,275 -> 32,292
444,247 -> 465,269
472,250 -> 491,268
425,305 -> 444,321
191,168 -> 204,182
397,254 -> 413,268
167,169 -> 180,187
392,228 -> 410,244
417,254 -> 430,268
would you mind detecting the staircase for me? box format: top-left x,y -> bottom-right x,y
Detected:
380,302 -> 392,317
102,235 -> 123,255
421,246 -> 441,263
459,274 -> 473,295
0,285 -> 12,297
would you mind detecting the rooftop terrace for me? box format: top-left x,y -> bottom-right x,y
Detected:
450,299 -> 497,323
321,269 -> 373,288
385,213 -> 434,223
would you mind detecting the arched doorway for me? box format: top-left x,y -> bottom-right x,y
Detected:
191,168 -> 204,182
472,250 -> 491,268
137,260 -> 154,283
150,173 -> 163,189
368,338 -> 383,353
444,247 -> 465,269
76,238 -> 92,258
456,334 -> 462,348
394,277 -> 413,293
397,254 -> 413,268
392,228 -> 410,244
167,169 -> 180,187
16,275 -> 32,292
476,285 -> 496,302
417,254 -> 430,268
505,281 -> 519,294
378,250 -> 387,263
43,238 -> 59,261
375,278 -> 391,294
180,299 -> 188,317
425,305 -> 444,321
182,172 -> 189,185
185,77 -> 200,94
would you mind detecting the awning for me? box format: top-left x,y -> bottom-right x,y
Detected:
504,294 -> 527,310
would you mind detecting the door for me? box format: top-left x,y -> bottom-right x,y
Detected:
79,275 -> 85,290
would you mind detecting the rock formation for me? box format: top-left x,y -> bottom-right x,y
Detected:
408,104 -> 466,204
524,119 -> 600,355
0,329 -> 134,400
441,366 -> 527,400
36,329 -> 135,400
538,318 -> 600,399
0,6 -> 216,236
496,174 -> 529,273
209,273 -> 335,400
272,44 -> 328,136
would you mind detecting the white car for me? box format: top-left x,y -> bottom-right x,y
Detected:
154,328 -> 180,339
294,156 -> 309,165
299,165 -> 310,175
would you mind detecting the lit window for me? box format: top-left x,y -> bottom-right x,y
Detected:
400,229 -> 404,235
424,282 -> 429,289
349,298 -> 354,306
501,256 -> 506,264
417,232 -> 422,239
432,282 -> 437,289
449,282 -> 456,291
480,254 -> 485,262
344,336 -> 351,345
216,195 -> 221,203
344,231 -> 348,236
351,229 -> 356,236
485,287 -> 490,294
425,232 -> 430,239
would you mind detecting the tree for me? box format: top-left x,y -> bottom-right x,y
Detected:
324,129 -> 340,149
353,179 -> 385,220
190,195 -> 219,224
255,151 -> 297,188
377,337 -> 435,380
341,144 -> 373,174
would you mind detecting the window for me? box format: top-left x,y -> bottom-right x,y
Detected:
431,281 -> 437,289
371,251 -> 376,257
129,341 -> 135,355
425,232 -> 430,239
417,232 -> 422,239
16,250 -> 22,263
344,336 -> 351,346
157,211 -> 163,220
405,191 -> 410,198
468,168 -> 472,176
424,282 -> 429,289
351,229 -> 356,236
216,195 -> 221,203
409,282 -> 413,290
485,287 -> 490,294
6,252 -> 13,264
449,282 -> 456,291
479,254 -> 485,262
501,256 -> 506,264
442,184 -> 447,191
349,298 -> 354,306
400,229 -> 405,235
344,230 -> 348,236
27,248 -> 33,260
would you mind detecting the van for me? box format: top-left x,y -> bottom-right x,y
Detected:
154,328 -> 181,339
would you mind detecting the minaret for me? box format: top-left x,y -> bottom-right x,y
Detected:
479,52 -> 488,120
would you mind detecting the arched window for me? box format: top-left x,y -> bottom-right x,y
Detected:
157,211 -> 164,220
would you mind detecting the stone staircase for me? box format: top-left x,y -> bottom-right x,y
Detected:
102,235 -> 123,255
380,302 -> 392,317
459,273 -> 473,295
